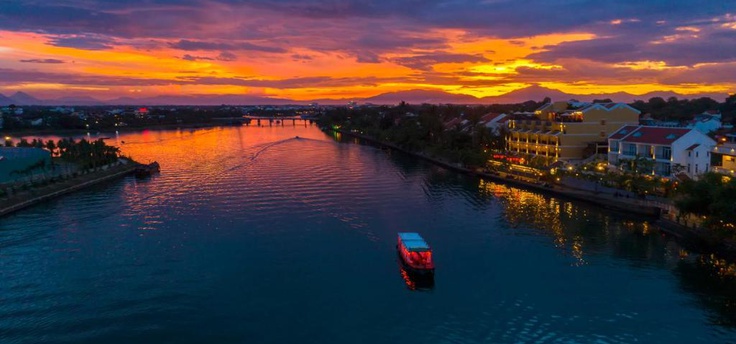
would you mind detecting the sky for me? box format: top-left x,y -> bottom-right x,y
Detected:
0,0 -> 735,101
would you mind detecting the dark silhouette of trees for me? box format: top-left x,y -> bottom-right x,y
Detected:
675,172 -> 736,236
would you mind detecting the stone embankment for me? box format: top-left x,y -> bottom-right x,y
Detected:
0,160 -> 138,217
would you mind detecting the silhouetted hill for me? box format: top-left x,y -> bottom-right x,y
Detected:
48,96 -> 106,106
362,89 -> 480,105
9,91 -> 42,105
0,94 -> 13,106
0,87 -> 731,106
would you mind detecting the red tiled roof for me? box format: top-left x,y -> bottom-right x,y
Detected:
480,112 -> 503,123
620,126 -> 692,145
444,118 -> 461,128
609,125 -> 639,140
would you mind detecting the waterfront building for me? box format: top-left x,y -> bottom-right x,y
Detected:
507,101 -> 640,162
686,110 -> 722,134
712,133 -> 736,176
607,125 -> 716,179
479,112 -> 509,135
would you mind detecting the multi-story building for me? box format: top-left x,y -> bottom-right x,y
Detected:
712,133 -> 736,176
507,101 -> 640,161
608,126 -> 716,179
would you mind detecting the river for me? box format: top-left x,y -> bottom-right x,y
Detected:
1,124 -> 735,343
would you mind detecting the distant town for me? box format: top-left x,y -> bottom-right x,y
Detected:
1,94 -> 735,249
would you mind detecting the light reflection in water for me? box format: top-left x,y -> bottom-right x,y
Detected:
398,264 -> 435,291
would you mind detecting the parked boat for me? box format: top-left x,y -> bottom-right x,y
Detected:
134,161 -> 160,179
397,232 -> 434,275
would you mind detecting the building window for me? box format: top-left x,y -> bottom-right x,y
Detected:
688,151 -> 691,157
627,144 -> 636,155
662,146 -> 671,159
600,131 -> 606,138
600,120 -> 606,125
696,151 -> 699,158
706,163 -> 709,171
696,164 -> 699,173
687,164 -> 691,173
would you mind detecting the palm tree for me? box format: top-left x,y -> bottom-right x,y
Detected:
45,140 -> 57,157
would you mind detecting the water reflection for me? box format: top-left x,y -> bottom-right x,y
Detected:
676,254 -> 736,327
398,264 -> 435,291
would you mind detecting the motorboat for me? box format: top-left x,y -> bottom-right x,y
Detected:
397,232 -> 434,275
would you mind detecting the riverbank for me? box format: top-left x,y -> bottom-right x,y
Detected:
0,160 -> 138,217
333,128 -> 736,257
335,129 -> 660,217
2,121 -> 244,138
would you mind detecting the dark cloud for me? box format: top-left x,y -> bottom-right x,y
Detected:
392,53 -> 489,71
181,54 -> 214,61
355,52 -> 381,63
0,68 -> 401,89
290,54 -> 313,61
185,75 -> 408,88
1,0 -> 735,91
47,35 -> 115,50
169,40 -> 285,53
216,51 -> 237,61
19,59 -> 65,64
0,68 -> 175,86
529,27 -> 736,66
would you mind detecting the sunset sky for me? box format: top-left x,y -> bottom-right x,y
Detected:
0,0 -> 735,101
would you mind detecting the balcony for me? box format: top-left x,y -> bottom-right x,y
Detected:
713,166 -> 736,176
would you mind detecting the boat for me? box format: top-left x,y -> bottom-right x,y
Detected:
134,161 -> 161,179
397,232 -> 434,275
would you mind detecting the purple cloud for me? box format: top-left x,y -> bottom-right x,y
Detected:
170,39 -> 285,53
181,54 -> 214,61
216,51 -> 237,61
47,34 -> 115,50
391,53 -> 489,71
19,59 -> 65,64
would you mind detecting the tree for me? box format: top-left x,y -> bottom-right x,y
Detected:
675,173 -> 736,236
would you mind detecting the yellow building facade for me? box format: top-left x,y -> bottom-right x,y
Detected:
507,102 -> 640,161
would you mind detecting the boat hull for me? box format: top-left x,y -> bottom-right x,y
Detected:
396,246 -> 435,276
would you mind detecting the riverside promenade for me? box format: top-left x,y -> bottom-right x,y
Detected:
335,129 -> 662,217
0,160 -> 138,217
335,128 -> 736,257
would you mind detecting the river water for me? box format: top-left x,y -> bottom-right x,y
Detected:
1,124 -> 735,343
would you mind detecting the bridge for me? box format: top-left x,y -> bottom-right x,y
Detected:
212,116 -> 317,127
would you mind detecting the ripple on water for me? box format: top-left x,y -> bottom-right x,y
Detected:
0,126 -> 734,344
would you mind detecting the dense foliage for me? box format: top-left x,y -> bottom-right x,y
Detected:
631,94 -> 736,123
317,103 -> 511,166
674,172 -> 736,237
10,137 -> 121,170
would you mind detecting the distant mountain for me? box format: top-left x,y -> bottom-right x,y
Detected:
479,85 -> 731,104
362,89 -> 480,105
106,94 -> 299,106
0,87 -> 731,106
9,91 -> 43,105
48,96 -> 106,106
480,85 -> 571,104
0,93 -> 13,106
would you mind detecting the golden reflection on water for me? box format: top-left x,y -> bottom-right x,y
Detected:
478,179 -> 586,264
703,254 -> 736,278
